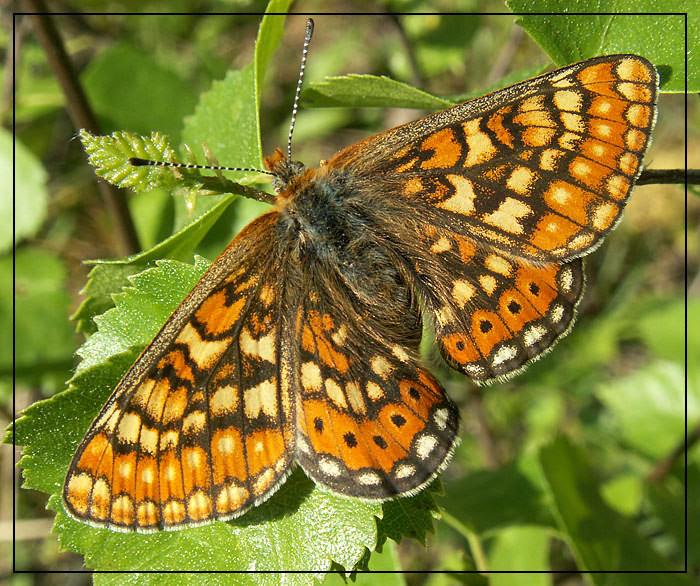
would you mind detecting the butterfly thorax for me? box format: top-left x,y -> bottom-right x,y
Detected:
264,147 -> 421,348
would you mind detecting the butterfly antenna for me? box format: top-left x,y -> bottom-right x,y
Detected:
129,158 -> 274,176
287,18 -> 314,162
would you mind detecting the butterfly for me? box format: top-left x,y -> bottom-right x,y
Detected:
63,30 -> 658,532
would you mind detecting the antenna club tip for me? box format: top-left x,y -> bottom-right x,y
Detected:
129,157 -> 150,166
306,18 -> 314,33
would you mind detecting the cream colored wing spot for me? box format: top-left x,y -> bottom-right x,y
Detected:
358,471 -> 383,486
331,324 -> 348,346
415,434 -> 439,460
561,112 -> 585,133
371,355 -> 394,377
617,82 -> 652,102
619,152 -> 639,175
625,104 -> 651,128
366,381 -> 385,400
523,325 -> 547,347
558,266 -> 575,293
160,430 -> 179,450
606,174 -> 629,200
324,378 -> 348,409
506,166 -> 537,195
491,345 -> 517,367
433,408 -> 450,430
145,379 -> 169,421
140,464 -> 155,485
559,132 -> 583,150
519,95 -> 546,111
118,459 -> 133,479
462,119 -> 498,166
131,379 -> 155,411
452,279 -> 476,308
394,463 -> 416,479
217,433 -> 236,454
301,361 -> 323,392
345,381 -> 366,414
437,175 -> 477,215
484,254 -> 513,277
239,327 -> 276,363
430,236 -> 452,253
116,412 -> 141,444
182,411 -> 206,435
392,345 -> 410,362
176,322 -> 229,369
592,201 -> 618,230
139,426 -> 159,454
540,148 -> 564,172
483,197 -> 532,234
243,378 -> 278,419
551,304 -> 566,323
553,89 -> 583,111
216,482 -> 248,513
616,57 -> 652,82
210,385 -> 239,416
479,275 -> 498,296
625,128 -> 646,151
319,457 -> 343,478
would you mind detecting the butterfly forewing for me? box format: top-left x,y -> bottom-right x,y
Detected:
330,55 -> 658,263
64,212 -> 298,532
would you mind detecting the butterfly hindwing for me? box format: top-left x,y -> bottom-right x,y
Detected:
414,227 -> 585,381
291,271 -> 460,498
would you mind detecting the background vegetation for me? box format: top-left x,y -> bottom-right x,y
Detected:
5,1 -> 697,584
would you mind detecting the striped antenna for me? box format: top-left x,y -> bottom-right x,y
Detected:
129,158 -> 274,176
287,18 -> 314,162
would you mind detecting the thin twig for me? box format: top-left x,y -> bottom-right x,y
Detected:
22,2 -> 140,255
638,169 -> 700,186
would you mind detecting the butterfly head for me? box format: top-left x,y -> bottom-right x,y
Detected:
264,147 -> 307,196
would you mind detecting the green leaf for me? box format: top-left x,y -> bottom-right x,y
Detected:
82,43 -> 197,141
79,129 -> 178,190
538,436 -> 690,578
255,7 -> 293,104
489,527 -> 551,579
596,361 -> 697,460
4,129 -> 48,252
507,3 -> 693,91
647,463 -> 700,568
75,259 -> 208,373
71,193 -> 239,335
182,65 -> 262,176
4,248 -> 76,382
636,297 -> 697,365
304,74 -> 454,109
438,453 -> 555,536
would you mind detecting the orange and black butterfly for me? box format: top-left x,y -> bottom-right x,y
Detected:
63,21 -> 658,532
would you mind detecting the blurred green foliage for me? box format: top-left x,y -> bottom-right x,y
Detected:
6,3 -> 694,583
